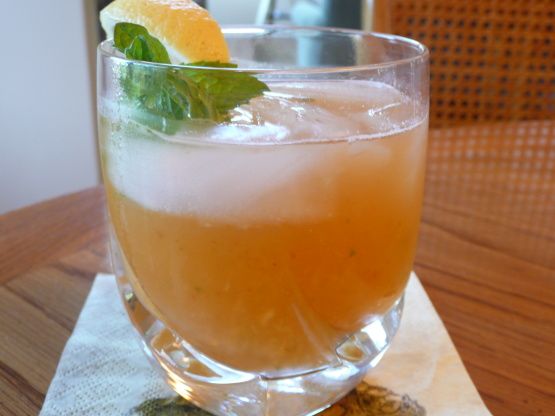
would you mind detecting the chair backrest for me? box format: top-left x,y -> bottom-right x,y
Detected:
372,0 -> 555,127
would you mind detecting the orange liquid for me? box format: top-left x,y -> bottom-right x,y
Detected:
103,120 -> 427,374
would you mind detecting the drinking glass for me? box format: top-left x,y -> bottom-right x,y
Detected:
97,26 -> 428,416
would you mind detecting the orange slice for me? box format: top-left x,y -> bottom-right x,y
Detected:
100,0 -> 229,63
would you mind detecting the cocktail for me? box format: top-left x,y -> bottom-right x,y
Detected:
97,1 -> 428,414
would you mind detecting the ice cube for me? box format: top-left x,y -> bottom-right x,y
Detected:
106,125 -> 341,225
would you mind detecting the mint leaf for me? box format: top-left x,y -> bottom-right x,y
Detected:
114,22 -> 148,50
180,62 -> 269,121
111,23 -> 269,132
114,22 -> 170,64
187,61 -> 238,69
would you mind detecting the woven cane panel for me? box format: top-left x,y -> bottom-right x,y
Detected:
387,0 -> 555,127
427,120 -> 555,237
420,120 -> 555,305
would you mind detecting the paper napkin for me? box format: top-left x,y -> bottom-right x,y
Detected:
40,273 -> 491,416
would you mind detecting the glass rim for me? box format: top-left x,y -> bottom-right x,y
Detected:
98,25 -> 429,75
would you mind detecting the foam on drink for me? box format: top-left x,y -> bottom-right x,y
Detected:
103,81 -> 420,225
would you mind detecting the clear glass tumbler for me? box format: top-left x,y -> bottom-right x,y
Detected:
97,26 -> 428,416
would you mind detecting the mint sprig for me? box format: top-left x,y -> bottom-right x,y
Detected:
112,23 -> 269,133
114,22 -> 170,63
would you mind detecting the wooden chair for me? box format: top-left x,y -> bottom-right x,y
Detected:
372,0 -> 555,127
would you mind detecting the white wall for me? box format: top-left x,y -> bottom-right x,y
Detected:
0,0 -> 99,214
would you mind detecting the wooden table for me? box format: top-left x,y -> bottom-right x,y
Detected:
1,120 -> 554,416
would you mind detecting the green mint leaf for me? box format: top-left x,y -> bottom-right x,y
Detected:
113,23 -> 269,132
114,22 -> 170,64
179,62 -> 270,122
114,22 -> 147,50
187,61 -> 238,69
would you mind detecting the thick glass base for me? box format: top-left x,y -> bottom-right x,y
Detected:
117,275 -> 404,416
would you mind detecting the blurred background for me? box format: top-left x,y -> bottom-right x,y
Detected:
1,0 -> 553,214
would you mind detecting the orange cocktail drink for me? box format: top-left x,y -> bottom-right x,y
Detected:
98,12 -> 429,412
101,81 -> 427,375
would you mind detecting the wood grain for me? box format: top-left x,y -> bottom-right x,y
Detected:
0,187 -> 108,285
1,121 -> 554,415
